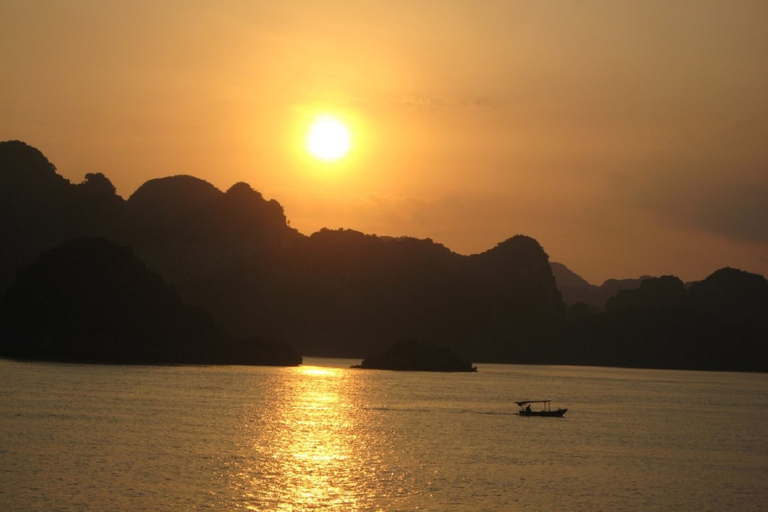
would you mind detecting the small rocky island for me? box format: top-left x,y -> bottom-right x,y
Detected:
352,341 -> 477,372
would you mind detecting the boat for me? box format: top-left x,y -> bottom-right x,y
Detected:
515,400 -> 567,417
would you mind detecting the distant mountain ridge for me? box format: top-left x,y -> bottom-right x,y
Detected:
552,269 -> 768,371
550,262 -> 651,309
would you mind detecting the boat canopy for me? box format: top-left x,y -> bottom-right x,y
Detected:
515,400 -> 552,406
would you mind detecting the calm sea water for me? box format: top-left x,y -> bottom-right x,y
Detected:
1,358 -> 766,511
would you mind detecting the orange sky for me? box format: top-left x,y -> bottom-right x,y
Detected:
2,1 -> 767,284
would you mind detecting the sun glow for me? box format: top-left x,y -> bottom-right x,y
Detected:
306,115 -> 351,161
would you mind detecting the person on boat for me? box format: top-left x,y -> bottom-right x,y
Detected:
526,405 -> 531,412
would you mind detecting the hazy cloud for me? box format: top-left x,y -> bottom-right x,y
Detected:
625,118 -> 768,244
390,94 -> 496,110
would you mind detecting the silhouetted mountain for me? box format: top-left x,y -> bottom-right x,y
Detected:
0,141 -> 566,363
351,340 -> 477,372
3,140 -> 766,371
0,140 -> 126,292
0,238 -> 301,365
180,229 -> 564,362
606,275 -> 688,312
554,270 -> 768,372
126,175 -> 300,282
0,139 -> 70,195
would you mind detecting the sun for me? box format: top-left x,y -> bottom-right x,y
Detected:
306,115 -> 351,161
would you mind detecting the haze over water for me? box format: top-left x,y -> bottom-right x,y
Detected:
1,358 -> 766,511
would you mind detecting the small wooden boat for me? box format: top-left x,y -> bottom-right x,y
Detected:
515,400 -> 567,417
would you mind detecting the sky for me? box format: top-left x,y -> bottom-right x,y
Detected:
2,1 -> 767,284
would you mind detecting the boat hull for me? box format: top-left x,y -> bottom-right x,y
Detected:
518,408 -> 567,417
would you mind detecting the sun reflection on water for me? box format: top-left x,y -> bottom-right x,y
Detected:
232,364 -> 393,511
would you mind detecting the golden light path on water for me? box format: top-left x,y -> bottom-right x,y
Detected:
230,364 -> 413,510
